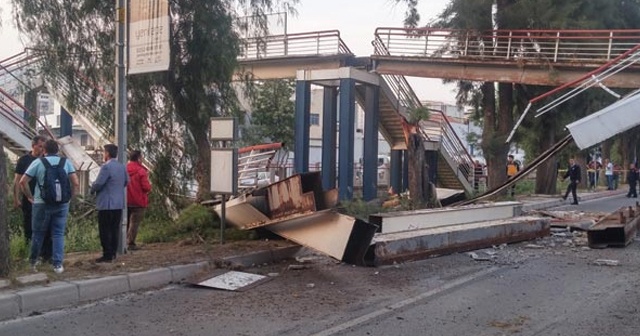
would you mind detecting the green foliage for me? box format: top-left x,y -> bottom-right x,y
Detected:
11,0 -> 299,201
245,79 -> 295,149
339,199 -> 384,221
170,204 -> 219,239
408,106 -> 431,125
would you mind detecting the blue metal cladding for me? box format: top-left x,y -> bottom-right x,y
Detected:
362,85 -> 379,201
338,78 -> 355,200
294,80 -> 311,173
390,149 -> 403,194
60,107 -> 73,137
322,86 -> 338,190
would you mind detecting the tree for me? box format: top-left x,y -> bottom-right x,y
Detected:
11,0 -> 298,202
406,106 -> 434,208
421,0 -> 640,194
245,79 -> 295,149
0,141 -> 9,276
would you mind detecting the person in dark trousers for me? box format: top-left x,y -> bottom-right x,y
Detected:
562,158 -> 581,205
91,144 -> 129,263
506,155 -> 520,197
473,160 -> 484,193
626,163 -> 639,198
13,135 -> 53,261
126,150 -> 152,250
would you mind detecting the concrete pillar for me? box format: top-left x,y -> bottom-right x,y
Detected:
338,78 -> 355,200
321,86 -> 338,190
60,107 -> 73,137
390,149 -> 403,195
362,85 -> 380,201
294,80 -> 311,173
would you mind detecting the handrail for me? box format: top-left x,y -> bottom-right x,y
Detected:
239,29 -> 353,60
506,42 -> 640,142
0,87 -> 55,139
373,35 -> 475,187
374,27 -> 640,64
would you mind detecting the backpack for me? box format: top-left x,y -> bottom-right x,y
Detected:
39,157 -> 72,204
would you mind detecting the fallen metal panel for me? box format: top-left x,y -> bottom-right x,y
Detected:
587,206 -> 639,248
366,216 -> 550,266
567,93 -> 640,149
194,271 -> 269,291
268,210 -> 377,265
267,175 -> 316,219
369,201 -> 522,234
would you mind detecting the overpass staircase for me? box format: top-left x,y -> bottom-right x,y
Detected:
0,50 -> 105,182
239,30 -> 475,193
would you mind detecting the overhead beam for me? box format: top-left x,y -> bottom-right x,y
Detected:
373,57 -> 640,88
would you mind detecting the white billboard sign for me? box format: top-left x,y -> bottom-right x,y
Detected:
210,148 -> 238,195
129,0 -> 170,75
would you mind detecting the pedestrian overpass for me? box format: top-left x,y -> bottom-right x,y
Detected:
237,28 -> 640,200
3,27 -> 640,200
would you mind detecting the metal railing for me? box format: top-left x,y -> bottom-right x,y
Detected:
372,36 -> 475,187
507,42 -> 640,142
239,30 -> 353,60
375,28 -> 640,64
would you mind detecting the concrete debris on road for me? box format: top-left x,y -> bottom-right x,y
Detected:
593,259 -> 621,266
194,271 -> 270,291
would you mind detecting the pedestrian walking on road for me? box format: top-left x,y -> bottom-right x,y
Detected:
13,135 -> 53,261
91,144 -> 129,263
562,157 -> 581,205
19,139 -> 79,274
626,163 -> 639,198
126,150 -> 152,251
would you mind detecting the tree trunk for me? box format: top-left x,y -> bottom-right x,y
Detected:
0,142 -> 10,277
535,120 -> 558,194
480,83 -> 507,190
407,133 -> 430,208
194,133 -> 212,202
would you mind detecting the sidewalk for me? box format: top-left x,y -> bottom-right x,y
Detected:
0,188 -> 625,322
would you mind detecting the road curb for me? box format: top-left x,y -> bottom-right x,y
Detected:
0,245 -> 301,322
522,191 -> 625,211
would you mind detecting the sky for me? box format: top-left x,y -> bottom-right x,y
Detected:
0,0 -> 456,103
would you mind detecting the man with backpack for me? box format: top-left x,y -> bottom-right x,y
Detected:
13,135 -> 52,261
19,139 -> 79,274
91,144 -> 129,263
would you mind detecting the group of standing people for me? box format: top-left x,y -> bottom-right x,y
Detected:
13,136 -> 151,273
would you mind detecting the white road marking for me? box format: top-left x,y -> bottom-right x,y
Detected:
310,267 -> 500,336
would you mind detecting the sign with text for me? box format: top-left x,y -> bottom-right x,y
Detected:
129,0 -> 170,75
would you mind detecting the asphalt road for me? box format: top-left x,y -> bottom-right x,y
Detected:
2,195 -> 640,336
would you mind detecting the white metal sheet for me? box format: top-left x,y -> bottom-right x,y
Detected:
567,93 -> 640,149
196,271 -> 267,291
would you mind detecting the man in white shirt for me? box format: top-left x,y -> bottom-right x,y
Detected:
604,158 -> 614,190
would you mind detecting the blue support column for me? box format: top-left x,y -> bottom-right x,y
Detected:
338,78 -> 355,200
294,80 -> 311,173
362,85 -> 379,201
60,107 -> 73,137
321,86 -> 338,190
402,150 -> 409,192
390,149 -> 402,195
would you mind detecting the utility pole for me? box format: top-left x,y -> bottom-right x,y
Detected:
115,0 -> 128,255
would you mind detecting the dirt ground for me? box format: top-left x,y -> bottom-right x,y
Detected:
11,239 -> 296,284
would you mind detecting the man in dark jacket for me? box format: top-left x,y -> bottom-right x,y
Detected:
562,158 -> 581,205
126,150 -> 152,250
626,163 -> 639,198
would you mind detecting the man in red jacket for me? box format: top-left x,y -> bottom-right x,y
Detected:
126,150 -> 152,250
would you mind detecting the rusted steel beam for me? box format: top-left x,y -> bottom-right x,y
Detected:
588,206 -> 640,248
